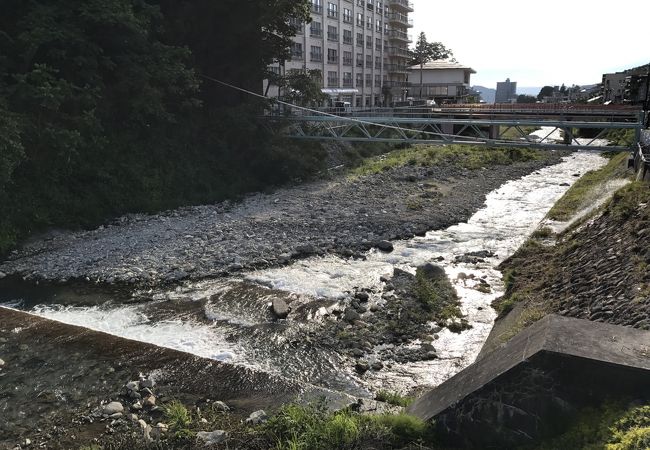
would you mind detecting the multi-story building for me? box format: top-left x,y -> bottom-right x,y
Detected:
602,64 -> 649,105
266,0 -> 414,107
495,78 -> 517,104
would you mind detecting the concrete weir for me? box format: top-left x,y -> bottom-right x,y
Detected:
407,315 -> 650,448
0,307 -> 353,445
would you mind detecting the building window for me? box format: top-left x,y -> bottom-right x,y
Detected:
343,29 -> 353,45
356,53 -> 363,67
356,33 -> 364,47
327,48 -> 338,64
327,25 -> 338,41
375,38 -> 382,51
343,51 -> 353,66
310,22 -> 322,37
366,54 -> 372,68
327,71 -> 339,87
291,42 -> 303,60
356,73 -> 363,87
375,75 -> 381,87
343,72 -> 353,87
375,56 -> 381,69
327,2 -> 338,18
343,8 -> 352,23
366,36 -> 372,50
366,16 -> 372,30
310,46 -> 322,62
312,0 -> 322,14
289,18 -> 303,34
356,13 -> 363,27
376,20 -> 382,33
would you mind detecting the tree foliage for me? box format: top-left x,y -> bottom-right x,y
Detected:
537,86 -> 555,100
0,0 -> 320,253
517,94 -> 538,103
410,32 -> 453,99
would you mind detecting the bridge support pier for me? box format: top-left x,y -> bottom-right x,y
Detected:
489,125 -> 500,140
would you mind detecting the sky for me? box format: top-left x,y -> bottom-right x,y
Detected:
410,0 -> 650,90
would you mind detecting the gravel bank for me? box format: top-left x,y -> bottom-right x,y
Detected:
0,152 -> 567,286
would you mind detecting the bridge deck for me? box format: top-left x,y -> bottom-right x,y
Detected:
267,105 -> 646,151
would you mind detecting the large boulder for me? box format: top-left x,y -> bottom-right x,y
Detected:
271,298 -> 290,319
196,430 -> 227,446
102,402 -> 124,416
418,263 -> 447,281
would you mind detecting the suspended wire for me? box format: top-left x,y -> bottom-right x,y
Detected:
199,74 -> 492,142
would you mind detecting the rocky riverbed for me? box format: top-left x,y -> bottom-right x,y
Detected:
0,152 -> 567,286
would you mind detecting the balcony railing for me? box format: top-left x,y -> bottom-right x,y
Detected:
388,29 -> 412,42
327,78 -> 339,87
343,36 -> 353,45
310,52 -> 323,62
386,63 -> 408,73
343,57 -> 353,66
388,0 -> 414,12
327,10 -> 339,19
310,28 -> 323,38
387,46 -> 410,57
291,51 -> 303,60
328,32 -> 339,41
312,4 -> 323,14
388,13 -> 414,27
343,79 -> 353,87
327,56 -> 338,64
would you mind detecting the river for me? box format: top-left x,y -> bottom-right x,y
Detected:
2,151 -> 608,397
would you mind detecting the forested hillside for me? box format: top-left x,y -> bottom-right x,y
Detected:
0,0 -> 321,253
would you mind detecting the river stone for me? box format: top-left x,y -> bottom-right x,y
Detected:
103,402 -> 124,415
143,395 -> 156,407
271,298 -> 290,319
355,291 -> 370,302
246,410 -> 268,425
212,401 -> 230,412
126,381 -> 140,392
0,358 -> 5,367
196,430 -> 228,446
376,240 -> 394,252
355,361 -> 370,374
0,271 -> 5,279
140,377 -> 155,389
344,308 -> 361,322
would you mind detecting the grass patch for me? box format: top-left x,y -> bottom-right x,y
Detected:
415,268 -> 461,321
350,145 -> 545,178
531,226 -> 554,239
547,152 -> 630,221
262,401 -> 433,449
497,305 -> 547,344
606,181 -> 650,219
374,390 -> 414,407
163,400 -> 193,438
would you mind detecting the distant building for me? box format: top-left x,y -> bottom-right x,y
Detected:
602,64 -> 649,105
495,78 -> 517,103
407,60 -> 476,104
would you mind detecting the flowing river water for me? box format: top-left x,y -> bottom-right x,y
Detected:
2,151 -> 609,398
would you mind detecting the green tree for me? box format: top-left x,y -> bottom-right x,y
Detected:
410,32 -> 453,100
537,86 -> 555,101
517,94 -> 537,103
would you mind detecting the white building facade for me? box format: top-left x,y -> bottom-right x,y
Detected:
408,61 -> 476,104
267,0 -> 414,107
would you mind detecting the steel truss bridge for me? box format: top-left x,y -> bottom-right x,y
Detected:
267,104 -> 647,152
